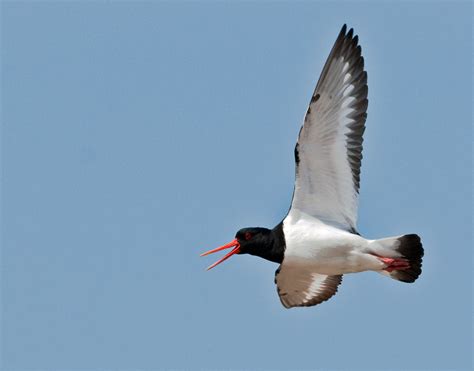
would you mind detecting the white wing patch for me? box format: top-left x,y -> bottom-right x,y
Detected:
275,262 -> 343,308
291,25 -> 368,231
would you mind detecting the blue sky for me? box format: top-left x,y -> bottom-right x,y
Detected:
1,1 -> 472,370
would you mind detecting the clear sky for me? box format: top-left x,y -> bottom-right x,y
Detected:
1,1 -> 472,370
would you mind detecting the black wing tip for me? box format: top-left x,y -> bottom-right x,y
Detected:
339,24 -> 360,46
347,27 -> 354,39
336,25 -> 365,71
321,26 -> 361,72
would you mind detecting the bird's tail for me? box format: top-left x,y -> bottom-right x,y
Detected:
371,234 -> 424,283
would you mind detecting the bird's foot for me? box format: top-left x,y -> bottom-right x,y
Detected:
378,257 -> 410,272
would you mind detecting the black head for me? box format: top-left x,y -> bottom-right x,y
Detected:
201,226 -> 283,270
235,227 -> 273,256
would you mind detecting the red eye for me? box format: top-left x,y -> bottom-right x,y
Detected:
245,232 -> 252,240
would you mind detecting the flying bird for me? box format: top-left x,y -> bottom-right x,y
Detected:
201,25 -> 424,308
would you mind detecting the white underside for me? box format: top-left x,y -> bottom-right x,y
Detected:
283,209 -> 388,275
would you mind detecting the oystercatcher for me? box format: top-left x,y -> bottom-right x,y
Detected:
201,25 -> 424,308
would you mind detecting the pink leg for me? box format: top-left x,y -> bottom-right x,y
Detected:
374,255 -> 410,272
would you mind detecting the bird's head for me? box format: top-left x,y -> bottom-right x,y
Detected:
201,227 -> 272,270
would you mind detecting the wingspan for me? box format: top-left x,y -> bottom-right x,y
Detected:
275,263 -> 343,308
291,25 -> 368,231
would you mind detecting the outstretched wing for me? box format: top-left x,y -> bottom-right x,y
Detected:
291,25 -> 368,231
275,263 -> 343,308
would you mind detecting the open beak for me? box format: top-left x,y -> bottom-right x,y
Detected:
200,239 -> 240,270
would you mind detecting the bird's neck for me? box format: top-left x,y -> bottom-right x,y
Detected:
248,223 -> 285,264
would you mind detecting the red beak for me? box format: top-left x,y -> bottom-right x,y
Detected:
200,239 -> 241,270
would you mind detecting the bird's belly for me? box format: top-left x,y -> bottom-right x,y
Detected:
283,218 -> 374,275
284,246 -> 368,275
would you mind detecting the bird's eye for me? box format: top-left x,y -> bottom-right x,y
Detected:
244,232 -> 252,240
